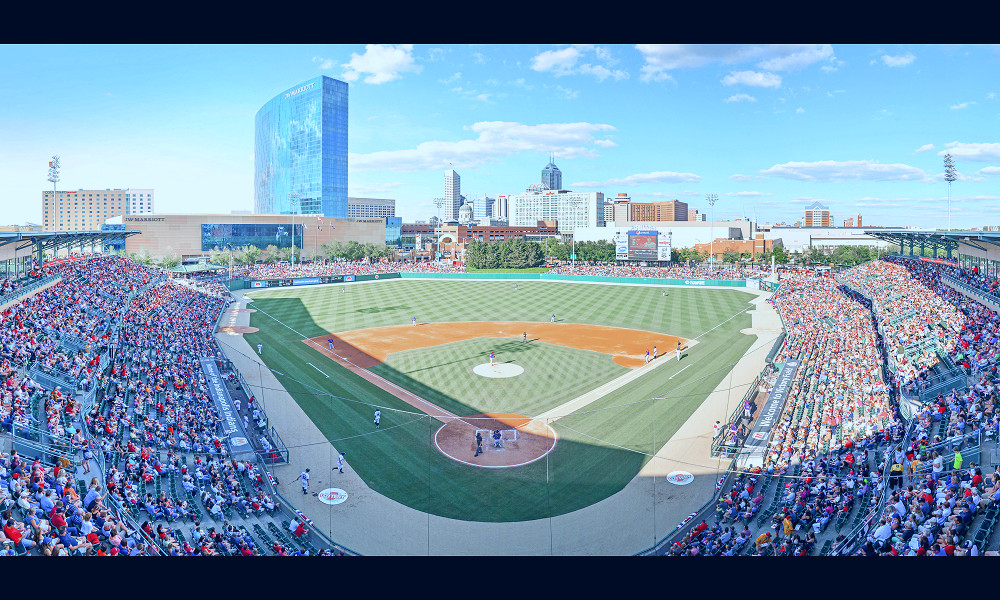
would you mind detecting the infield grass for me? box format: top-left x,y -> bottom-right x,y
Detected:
244,279 -> 756,521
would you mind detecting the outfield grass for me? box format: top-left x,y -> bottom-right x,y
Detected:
244,279 -> 756,521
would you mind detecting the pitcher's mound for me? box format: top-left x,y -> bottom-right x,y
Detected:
472,363 -> 524,378
435,413 -> 557,468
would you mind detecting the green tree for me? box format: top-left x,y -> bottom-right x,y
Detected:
243,245 -> 262,264
722,249 -> 740,264
772,245 -> 789,264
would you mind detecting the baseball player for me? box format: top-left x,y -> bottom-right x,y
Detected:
551,313 -> 555,323
373,409 -> 381,429
676,341 -> 682,362
713,421 -> 721,438
328,338 -> 335,350
342,287 -> 345,293
489,351 -> 495,366
663,290 -> 667,297
474,432 -> 483,457
296,469 -> 310,495
653,346 -> 657,360
522,332 -> 527,343
492,429 -> 502,448
257,344 -> 263,355
336,452 -> 346,473
412,316 -> 417,326
645,349 -> 650,364
515,283 -> 518,290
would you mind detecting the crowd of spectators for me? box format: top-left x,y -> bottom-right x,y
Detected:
839,261 -> 965,388
546,263 -> 772,280
766,274 -> 895,467
0,254 -> 340,555
229,260 -> 464,280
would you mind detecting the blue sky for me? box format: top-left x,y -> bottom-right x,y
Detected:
2,44 -> 999,228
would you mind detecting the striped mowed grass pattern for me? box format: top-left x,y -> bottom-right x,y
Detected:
244,279 -> 756,521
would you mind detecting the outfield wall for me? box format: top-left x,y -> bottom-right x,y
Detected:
240,272 -> 750,289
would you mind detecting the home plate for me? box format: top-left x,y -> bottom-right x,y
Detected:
473,363 -> 524,378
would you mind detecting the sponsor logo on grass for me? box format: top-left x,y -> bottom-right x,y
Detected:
666,470 -> 694,485
317,488 -> 348,505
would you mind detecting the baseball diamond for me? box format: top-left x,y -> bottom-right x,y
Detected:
241,278 -> 761,531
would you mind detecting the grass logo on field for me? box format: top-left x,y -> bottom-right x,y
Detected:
317,488 -> 349,505
666,471 -> 694,485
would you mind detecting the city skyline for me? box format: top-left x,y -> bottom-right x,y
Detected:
2,44 -> 999,229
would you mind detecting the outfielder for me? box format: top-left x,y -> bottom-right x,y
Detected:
374,409 -> 381,429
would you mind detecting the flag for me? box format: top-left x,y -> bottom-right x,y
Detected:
675,512 -> 697,530
294,509 -> 314,527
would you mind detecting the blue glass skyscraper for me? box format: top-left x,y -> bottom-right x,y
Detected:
255,76 -> 348,217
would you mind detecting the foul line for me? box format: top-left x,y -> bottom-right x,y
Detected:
669,364 -> 692,380
307,362 -> 330,378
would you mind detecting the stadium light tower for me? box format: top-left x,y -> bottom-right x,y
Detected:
289,193 -> 300,265
47,155 -> 60,198
706,194 -> 718,265
570,197 -> 585,269
944,153 -> 957,232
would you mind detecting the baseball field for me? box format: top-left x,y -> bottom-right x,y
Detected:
241,279 -> 756,522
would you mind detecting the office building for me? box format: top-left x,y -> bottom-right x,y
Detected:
466,194 -> 495,220
444,170 -> 461,221
505,189 -> 604,234
603,196 -> 688,225
541,154 -> 562,191
254,76 -> 349,217
348,197 -> 395,219
106,213 -> 384,261
804,201 -> 832,227
43,188 -> 154,232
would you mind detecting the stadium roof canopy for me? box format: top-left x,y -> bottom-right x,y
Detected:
0,230 -> 142,259
167,263 -> 227,273
860,229 -> 1000,258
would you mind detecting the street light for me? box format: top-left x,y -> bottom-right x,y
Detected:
706,194 -> 718,266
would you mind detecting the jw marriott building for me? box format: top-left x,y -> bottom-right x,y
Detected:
254,76 -> 349,217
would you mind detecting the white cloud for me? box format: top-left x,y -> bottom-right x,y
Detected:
531,46 -> 582,74
531,45 -> 628,81
950,101 -> 975,110
729,174 -> 753,182
427,48 -> 446,62
312,56 -> 335,70
726,191 -> 773,197
636,44 -> 834,82
593,139 -> 618,148
555,85 -> 579,99
880,52 -> 916,67
725,93 -> 756,103
940,142 -> 1000,162
349,121 -> 616,173
439,72 -> 461,84
915,144 -> 935,153
759,159 -> 926,182
796,107 -> 805,114
472,52 -> 486,64
988,92 -> 998,100
721,70 -> 781,87
341,44 -> 422,84
978,166 -> 1000,177
571,171 -> 702,188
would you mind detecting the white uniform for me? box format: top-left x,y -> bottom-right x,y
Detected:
257,344 -> 263,355
299,470 -> 309,494
374,410 -> 381,429
337,453 -> 345,473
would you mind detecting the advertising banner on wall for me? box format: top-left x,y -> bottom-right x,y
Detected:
199,357 -> 253,455
657,234 -> 672,261
743,360 -> 799,466
614,232 -> 629,260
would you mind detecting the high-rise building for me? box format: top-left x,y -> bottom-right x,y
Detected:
254,76 -> 349,217
541,154 -> 562,191
347,197 -> 395,219
506,189 -> 604,234
43,188 -> 154,232
604,196 -> 688,224
466,194 -> 495,220
444,170 -> 461,221
804,202 -> 832,227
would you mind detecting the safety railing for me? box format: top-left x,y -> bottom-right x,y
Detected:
0,274 -> 60,307
710,363 -> 776,457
